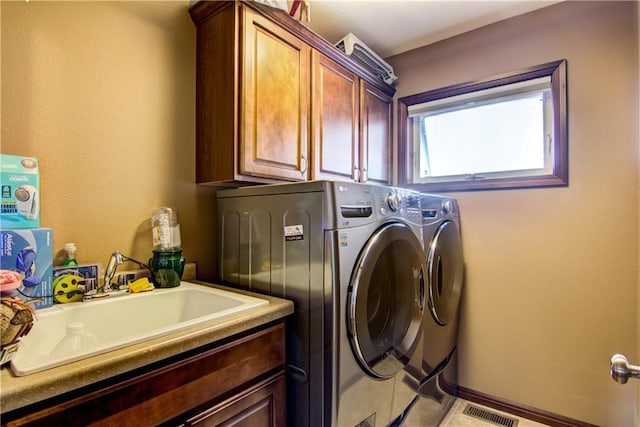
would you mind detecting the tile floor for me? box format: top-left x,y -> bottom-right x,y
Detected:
440,399 -> 550,427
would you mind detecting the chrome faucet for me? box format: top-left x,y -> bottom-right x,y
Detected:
103,251 -> 125,292
82,251 -> 152,301
82,252 -> 127,301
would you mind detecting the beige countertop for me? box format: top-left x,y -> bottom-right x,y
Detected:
1,281 -> 293,414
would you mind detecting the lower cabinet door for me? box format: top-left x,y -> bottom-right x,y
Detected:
186,374 -> 286,427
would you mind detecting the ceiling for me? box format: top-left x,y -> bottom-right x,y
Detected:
303,1 -> 561,59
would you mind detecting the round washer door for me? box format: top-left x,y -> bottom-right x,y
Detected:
347,222 -> 426,379
427,220 -> 464,326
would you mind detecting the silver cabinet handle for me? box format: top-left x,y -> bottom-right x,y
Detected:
352,166 -> 360,182
300,154 -> 307,175
611,354 -> 640,384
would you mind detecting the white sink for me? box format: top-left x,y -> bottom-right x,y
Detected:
10,282 -> 268,376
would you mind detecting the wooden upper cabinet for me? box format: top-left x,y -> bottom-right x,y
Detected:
190,0 -> 394,185
241,9 -> 310,181
311,51 -> 359,181
311,52 -> 392,185
190,2 -> 309,184
360,81 -> 392,185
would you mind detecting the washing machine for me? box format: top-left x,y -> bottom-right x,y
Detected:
217,181 -> 427,427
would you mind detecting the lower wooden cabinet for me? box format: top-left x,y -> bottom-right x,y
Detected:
2,324 -> 286,427
186,374 -> 285,426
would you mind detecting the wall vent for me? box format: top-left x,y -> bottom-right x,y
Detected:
462,404 -> 519,427
334,33 -> 398,86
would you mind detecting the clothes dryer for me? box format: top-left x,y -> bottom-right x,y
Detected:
217,181 -> 426,427
389,194 -> 464,426
394,367 -> 457,427
420,194 -> 464,384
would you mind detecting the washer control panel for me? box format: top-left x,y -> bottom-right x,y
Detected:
421,194 -> 460,225
375,187 -> 422,223
335,183 -> 422,225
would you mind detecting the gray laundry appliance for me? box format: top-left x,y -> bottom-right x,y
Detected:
388,194 -> 464,426
393,370 -> 458,427
420,194 -> 464,381
217,181 -> 427,427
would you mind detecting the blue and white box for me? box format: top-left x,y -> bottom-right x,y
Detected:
0,228 -> 53,309
1,154 -> 40,229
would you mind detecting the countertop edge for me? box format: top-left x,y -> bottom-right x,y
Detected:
0,281 -> 293,414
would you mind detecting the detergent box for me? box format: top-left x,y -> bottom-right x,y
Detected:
0,154 -> 40,229
0,228 -> 53,309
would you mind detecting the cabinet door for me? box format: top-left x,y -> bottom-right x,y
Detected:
311,51 -> 359,182
186,374 -> 285,427
360,81 -> 392,185
241,8 -> 310,181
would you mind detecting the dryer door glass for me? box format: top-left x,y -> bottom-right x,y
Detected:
427,220 -> 464,326
347,222 -> 426,379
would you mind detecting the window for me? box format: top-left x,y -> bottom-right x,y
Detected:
397,60 -> 567,192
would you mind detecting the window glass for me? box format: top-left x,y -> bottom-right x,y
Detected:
397,60 -> 567,192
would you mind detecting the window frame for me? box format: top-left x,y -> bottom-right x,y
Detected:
397,60 -> 568,192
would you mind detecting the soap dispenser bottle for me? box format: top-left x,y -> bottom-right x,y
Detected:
62,243 -> 78,267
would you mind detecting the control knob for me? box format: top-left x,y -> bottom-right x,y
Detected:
442,200 -> 456,215
386,192 -> 401,212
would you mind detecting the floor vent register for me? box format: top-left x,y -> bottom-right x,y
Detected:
462,404 -> 519,427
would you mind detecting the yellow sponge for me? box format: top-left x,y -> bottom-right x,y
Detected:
128,277 -> 154,293
53,275 -> 85,303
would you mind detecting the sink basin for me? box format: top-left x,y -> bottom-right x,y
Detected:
10,282 -> 268,376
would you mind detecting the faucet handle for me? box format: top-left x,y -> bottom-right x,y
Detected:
82,278 -> 98,293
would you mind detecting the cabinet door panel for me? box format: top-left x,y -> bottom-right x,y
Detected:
186,374 -> 285,427
242,9 -> 310,181
360,81 -> 391,185
311,52 -> 359,181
